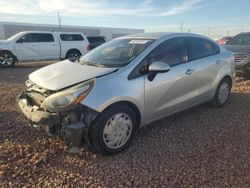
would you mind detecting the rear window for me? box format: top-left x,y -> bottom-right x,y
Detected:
187,37 -> 214,60
37,33 -> 54,42
60,34 -> 84,41
87,36 -> 105,43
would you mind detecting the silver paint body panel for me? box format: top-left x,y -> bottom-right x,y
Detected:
29,32 -> 235,127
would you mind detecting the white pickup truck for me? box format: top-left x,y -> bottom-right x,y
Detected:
0,31 -> 90,67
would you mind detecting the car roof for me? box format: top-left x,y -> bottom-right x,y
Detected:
18,31 -> 84,35
120,32 -> 212,41
19,31 -> 53,34
238,32 -> 250,35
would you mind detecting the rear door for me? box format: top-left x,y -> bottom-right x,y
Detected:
38,33 -> 60,60
186,37 -> 221,101
144,37 -> 197,123
14,33 -> 40,61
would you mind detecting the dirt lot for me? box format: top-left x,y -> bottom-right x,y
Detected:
0,62 -> 250,187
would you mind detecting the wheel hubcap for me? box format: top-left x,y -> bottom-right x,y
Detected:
70,53 -> 79,58
103,113 -> 132,149
218,82 -> 230,104
0,54 -> 13,66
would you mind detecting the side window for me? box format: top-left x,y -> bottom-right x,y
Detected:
187,37 -> 214,60
148,38 -> 188,66
16,33 -> 38,43
87,37 -> 105,43
60,34 -> 84,41
37,33 -> 55,42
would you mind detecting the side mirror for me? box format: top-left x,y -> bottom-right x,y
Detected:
148,61 -> 170,73
16,38 -> 24,43
148,61 -> 170,81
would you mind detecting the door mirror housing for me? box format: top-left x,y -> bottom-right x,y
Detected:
148,61 -> 171,81
16,38 -> 24,43
148,61 -> 170,73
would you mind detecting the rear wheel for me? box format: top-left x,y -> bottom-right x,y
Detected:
210,77 -> 232,108
88,105 -> 137,155
0,51 -> 17,67
65,50 -> 81,60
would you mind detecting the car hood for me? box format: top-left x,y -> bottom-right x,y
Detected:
223,45 -> 250,54
29,60 -> 118,91
0,40 -> 10,45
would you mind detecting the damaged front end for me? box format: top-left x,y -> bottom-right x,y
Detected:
17,79 -> 99,148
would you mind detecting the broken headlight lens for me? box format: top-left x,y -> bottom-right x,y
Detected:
42,79 -> 95,112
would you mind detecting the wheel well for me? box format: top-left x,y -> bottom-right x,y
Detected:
0,50 -> 18,62
223,75 -> 232,85
65,49 -> 81,58
103,101 -> 141,127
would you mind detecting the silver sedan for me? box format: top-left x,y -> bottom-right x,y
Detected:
17,32 -> 235,155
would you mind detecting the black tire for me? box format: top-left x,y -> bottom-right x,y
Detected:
65,50 -> 81,60
244,72 -> 250,80
88,104 -> 137,155
0,51 -> 17,68
209,77 -> 232,108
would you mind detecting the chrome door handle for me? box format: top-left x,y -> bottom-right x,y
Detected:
185,69 -> 194,75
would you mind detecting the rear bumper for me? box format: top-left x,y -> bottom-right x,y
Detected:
17,93 -> 95,147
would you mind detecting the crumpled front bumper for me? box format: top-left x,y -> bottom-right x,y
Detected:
17,93 -> 89,147
17,93 -> 60,133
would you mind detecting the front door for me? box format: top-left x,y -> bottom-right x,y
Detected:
144,37 -> 197,123
14,33 -> 40,61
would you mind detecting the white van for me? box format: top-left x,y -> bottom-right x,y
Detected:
0,31 -> 90,67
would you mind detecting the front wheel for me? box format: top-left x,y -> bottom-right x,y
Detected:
88,105 -> 137,155
210,77 -> 232,108
0,51 -> 16,67
65,50 -> 81,60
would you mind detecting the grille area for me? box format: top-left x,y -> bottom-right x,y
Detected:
26,92 -> 46,106
25,80 -> 52,106
235,54 -> 248,64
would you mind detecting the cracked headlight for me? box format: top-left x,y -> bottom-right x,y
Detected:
41,79 -> 95,112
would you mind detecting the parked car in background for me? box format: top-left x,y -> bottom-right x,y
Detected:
224,32 -> 250,78
216,36 -> 233,45
17,32 -> 235,155
87,36 -> 106,50
0,31 -> 89,67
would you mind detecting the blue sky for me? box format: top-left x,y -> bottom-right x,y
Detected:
0,0 -> 250,39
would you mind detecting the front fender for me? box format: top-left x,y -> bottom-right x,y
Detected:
80,71 -> 146,126
0,44 -> 17,58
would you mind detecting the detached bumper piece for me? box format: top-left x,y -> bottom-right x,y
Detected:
17,93 -> 89,148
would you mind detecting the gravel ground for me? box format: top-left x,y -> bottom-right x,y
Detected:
0,62 -> 250,187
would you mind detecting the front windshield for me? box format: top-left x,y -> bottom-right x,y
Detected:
79,38 -> 155,68
227,34 -> 250,45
